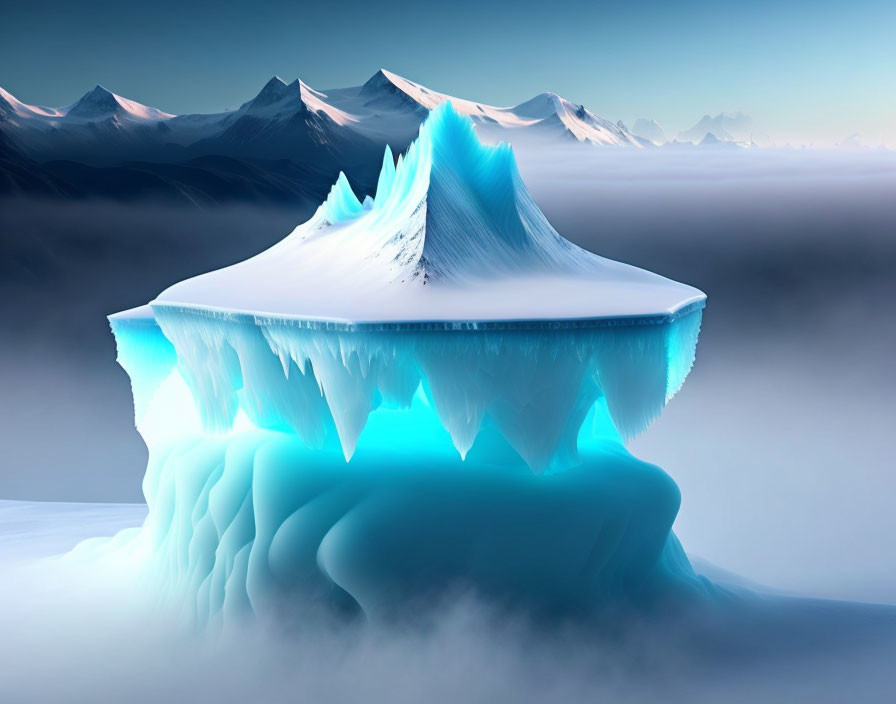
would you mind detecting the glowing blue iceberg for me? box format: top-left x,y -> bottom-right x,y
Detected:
109,103 -> 708,624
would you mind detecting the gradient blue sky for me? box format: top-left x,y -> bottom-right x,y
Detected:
2,0 -> 894,145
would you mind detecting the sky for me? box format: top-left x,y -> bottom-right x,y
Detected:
1,0 -> 894,145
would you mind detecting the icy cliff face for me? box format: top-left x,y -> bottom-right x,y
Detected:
107,105 -> 709,622
113,307 -> 701,472
153,103 -> 703,322
110,312 -> 709,622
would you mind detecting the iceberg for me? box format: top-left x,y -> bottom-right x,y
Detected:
109,103 -> 708,624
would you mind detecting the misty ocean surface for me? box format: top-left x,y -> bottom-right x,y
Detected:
1,500 -> 895,704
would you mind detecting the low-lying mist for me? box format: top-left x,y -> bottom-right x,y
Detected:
1,201 -> 306,501
1,523 -> 894,704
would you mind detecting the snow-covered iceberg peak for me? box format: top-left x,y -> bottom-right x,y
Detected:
318,100 -> 585,282
154,102 -> 703,323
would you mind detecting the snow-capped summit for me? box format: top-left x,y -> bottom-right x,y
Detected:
242,77 -> 295,109
0,84 -> 172,128
357,68 -> 430,114
631,118 -> 666,145
678,112 -> 753,145
233,76 -> 356,127
0,87 -> 63,121
182,75 -> 368,164
65,85 -> 124,118
64,85 -> 174,122
359,68 -> 396,94
0,84 -> 178,166
460,90 -> 639,145
357,69 -> 457,112
237,77 -> 307,118
512,91 -> 565,119
340,72 -> 642,147
697,132 -> 744,149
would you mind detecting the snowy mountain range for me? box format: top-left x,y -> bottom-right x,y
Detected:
0,70 -> 645,203
1,70 -> 642,159
626,113 -> 765,147
676,112 -> 757,145
0,70 -> 766,202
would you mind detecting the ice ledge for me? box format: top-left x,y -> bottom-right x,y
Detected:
108,304 -> 156,322
134,298 -> 706,332
110,303 -> 703,471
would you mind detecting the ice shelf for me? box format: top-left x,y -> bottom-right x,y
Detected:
111,306 -> 702,472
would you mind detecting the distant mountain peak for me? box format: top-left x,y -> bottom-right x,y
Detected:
359,68 -> 430,114
631,118 -> 667,145
512,92 -> 565,119
0,87 -> 66,120
514,93 -> 597,126
62,85 -> 173,122
360,68 -> 409,96
67,85 -> 121,118
368,68 -> 395,83
229,76 -> 359,132
245,76 -> 300,110
679,112 -> 754,145
0,86 -> 23,113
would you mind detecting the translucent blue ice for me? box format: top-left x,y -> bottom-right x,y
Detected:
107,104 -> 709,623
323,172 -> 364,223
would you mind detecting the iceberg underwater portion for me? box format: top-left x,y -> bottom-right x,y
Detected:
109,103 -> 709,624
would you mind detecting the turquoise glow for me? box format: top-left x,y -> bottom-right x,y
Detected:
109,308 -> 710,623
138,396 -> 710,624
131,304 -> 702,469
